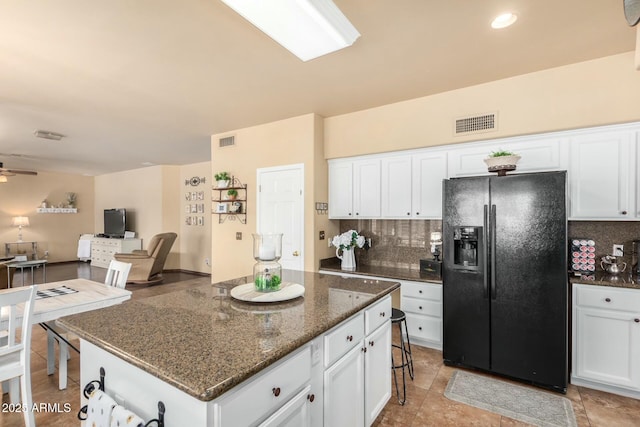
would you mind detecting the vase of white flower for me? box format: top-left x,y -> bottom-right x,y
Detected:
332,230 -> 366,271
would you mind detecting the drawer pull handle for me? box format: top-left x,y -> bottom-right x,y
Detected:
272,387 -> 281,397
416,212 -> 420,215
418,326 -> 422,331
419,290 -> 423,294
361,347 -> 367,353
307,394 -> 315,402
346,335 -> 353,342
380,312 -> 386,317
369,340 -> 375,347
621,211 -> 628,215
407,212 -> 410,216
419,306 -> 423,310
605,298 -> 611,303
635,319 -> 640,323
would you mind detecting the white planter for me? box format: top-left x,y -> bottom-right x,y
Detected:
484,155 -> 520,175
217,179 -> 230,188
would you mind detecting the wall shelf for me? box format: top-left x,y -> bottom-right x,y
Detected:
36,208 -> 78,213
212,176 -> 247,224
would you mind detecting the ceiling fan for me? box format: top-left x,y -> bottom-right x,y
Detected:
0,162 -> 38,178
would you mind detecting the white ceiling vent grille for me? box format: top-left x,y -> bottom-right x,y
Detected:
454,112 -> 498,136
219,136 -> 235,147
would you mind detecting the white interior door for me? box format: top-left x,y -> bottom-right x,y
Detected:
257,164 -> 304,271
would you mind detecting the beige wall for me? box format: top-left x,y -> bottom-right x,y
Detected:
0,171 -> 94,262
179,162 -> 212,273
324,52 -> 640,158
95,166 -> 181,269
211,113 -> 335,281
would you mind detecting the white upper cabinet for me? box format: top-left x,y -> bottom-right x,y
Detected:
447,134 -> 567,177
329,158 -> 381,219
412,151 -> 447,218
381,155 -> 412,218
568,129 -> 637,220
379,151 -> 447,219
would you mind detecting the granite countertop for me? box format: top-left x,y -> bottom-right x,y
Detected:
569,271 -> 640,290
319,257 -> 443,284
58,270 -> 399,402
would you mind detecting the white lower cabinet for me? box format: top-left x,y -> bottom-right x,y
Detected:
90,237 -> 142,268
216,346 -> 313,427
400,280 -> 442,350
324,296 -> 392,427
259,386 -> 312,427
572,283 -> 640,398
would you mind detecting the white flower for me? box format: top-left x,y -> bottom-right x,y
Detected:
332,230 -> 367,250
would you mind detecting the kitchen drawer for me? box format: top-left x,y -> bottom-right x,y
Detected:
575,284 -> 640,313
401,296 -> 441,317
406,313 -> 441,344
324,312 -> 364,367
401,281 -> 441,301
217,345 -> 311,427
364,296 -> 391,336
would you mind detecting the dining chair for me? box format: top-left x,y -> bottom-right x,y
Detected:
47,260 -> 132,389
0,285 -> 37,427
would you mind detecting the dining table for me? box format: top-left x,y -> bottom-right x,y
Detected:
0,278 -> 131,326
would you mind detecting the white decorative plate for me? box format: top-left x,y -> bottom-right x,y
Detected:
230,282 -> 305,303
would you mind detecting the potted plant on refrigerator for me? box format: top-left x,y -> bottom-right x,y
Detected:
484,149 -> 521,176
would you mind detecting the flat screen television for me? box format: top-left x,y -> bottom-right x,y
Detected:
104,208 -> 127,238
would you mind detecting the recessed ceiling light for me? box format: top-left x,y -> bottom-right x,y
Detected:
491,12 -> 518,29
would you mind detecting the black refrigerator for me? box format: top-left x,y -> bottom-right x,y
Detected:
442,171 -> 568,393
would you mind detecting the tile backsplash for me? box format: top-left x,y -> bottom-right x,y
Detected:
339,219 -> 640,273
339,219 -> 442,269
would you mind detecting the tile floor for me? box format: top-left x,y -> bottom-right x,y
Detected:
2,263 -> 640,426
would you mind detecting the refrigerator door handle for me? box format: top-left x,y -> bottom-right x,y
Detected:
490,204 -> 497,300
483,204 -> 489,299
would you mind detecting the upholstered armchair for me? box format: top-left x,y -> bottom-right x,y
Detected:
114,232 -> 177,284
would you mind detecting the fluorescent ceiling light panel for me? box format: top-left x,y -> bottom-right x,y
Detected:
220,0 -> 360,61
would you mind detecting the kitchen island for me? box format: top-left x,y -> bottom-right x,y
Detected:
58,270 -> 399,426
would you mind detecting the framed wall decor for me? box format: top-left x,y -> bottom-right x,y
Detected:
197,216 -> 204,226
216,203 -> 228,213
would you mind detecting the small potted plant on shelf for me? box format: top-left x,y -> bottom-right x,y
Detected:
484,149 -> 521,176
227,189 -> 238,200
214,171 -> 230,188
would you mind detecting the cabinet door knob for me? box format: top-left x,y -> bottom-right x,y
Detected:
356,212 -> 359,216
272,387 -> 281,397
407,212 -> 410,216
621,211 -> 628,215
418,326 -> 422,331
348,212 -> 352,216
419,306 -> 423,310
380,312 -> 385,317
605,298 -> 611,302
634,318 -> 639,323
369,340 -> 375,346
361,347 -> 367,353
307,394 -> 315,402
346,335 -> 353,342
416,212 -> 420,215
419,290 -> 423,294
293,251 -> 299,256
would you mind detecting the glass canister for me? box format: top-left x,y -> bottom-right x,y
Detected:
252,233 -> 283,292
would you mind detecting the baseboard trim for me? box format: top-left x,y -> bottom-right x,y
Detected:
47,260 -> 212,277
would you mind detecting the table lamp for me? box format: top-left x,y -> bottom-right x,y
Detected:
12,216 -> 29,242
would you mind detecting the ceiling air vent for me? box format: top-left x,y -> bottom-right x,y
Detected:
219,136 -> 235,147
454,112 -> 498,136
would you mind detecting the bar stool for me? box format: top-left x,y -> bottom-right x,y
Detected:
391,308 -> 414,405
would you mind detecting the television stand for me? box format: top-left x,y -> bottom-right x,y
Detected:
90,237 -> 141,268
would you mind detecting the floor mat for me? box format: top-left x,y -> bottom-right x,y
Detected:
444,370 -> 577,427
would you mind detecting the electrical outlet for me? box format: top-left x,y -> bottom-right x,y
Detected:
236,232 -> 242,240
613,244 -> 624,257
205,258 -> 210,266
319,230 -> 325,240
44,250 -> 49,257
